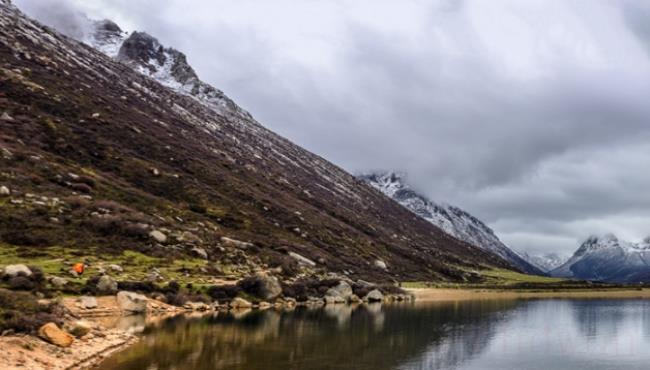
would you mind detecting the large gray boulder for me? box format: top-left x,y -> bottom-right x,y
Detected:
324,281 -> 353,304
97,275 -> 118,294
239,273 -> 282,301
3,264 -> 32,278
116,291 -> 148,313
364,289 -> 384,302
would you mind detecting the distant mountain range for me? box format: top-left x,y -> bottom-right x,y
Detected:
360,172 -> 544,275
520,252 -> 568,273
550,234 -> 650,283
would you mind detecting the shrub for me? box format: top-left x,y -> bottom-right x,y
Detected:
0,289 -> 65,334
207,284 -> 240,302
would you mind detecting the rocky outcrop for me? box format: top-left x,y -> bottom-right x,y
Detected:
38,323 -> 74,347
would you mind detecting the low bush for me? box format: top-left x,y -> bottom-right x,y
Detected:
0,289 -> 65,334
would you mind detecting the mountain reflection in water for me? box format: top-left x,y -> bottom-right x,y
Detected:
97,299 -> 650,370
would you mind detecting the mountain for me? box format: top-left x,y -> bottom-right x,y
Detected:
359,172 -> 544,275
520,252 -> 568,273
551,234 -> 650,283
0,1 -> 512,283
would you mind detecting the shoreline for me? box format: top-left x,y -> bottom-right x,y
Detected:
408,287 -> 650,302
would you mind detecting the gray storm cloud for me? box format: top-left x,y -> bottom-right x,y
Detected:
13,0 -> 650,255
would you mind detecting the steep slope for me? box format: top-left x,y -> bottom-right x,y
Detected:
0,2 -> 511,283
520,252 -> 568,273
360,172 -> 543,275
551,234 -> 650,283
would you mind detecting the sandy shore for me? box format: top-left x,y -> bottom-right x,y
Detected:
408,287 -> 650,302
2,295 -> 186,370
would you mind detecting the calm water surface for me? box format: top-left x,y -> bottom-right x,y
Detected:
97,299 -> 650,370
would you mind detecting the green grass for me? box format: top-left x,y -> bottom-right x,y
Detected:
402,268 -> 566,289
0,243 -> 215,285
481,269 -> 565,285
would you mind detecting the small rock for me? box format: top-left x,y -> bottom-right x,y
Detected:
0,185 -> 10,196
67,321 -> 92,338
3,264 -> 31,278
109,264 -> 123,273
229,297 -> 252,309
190,247 -> 208,260
97,275 -> 118,294
38,323 -> 74,347
49,276 -> 68,288
220,236 -> 254,249
1,112 -> 14,121
288,251 -> 316,267
78,296 -> 98,309
149,230 -> 167,243
151,168 -> 160,176
116,291 -> 148,313
364,289 -> 384,303
91,112 -> 101,119
374,260 -> 388,270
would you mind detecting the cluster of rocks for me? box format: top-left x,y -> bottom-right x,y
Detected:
37,320 -> 94,348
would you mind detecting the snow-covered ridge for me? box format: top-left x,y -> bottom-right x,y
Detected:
360,172 -> 544,275
551,234 -> 650,282
84,19 -> 252,121
520,252 -> 568,273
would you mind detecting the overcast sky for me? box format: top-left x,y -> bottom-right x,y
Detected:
14,0 -> 650,256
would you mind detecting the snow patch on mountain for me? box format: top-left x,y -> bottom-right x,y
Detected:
360,172 -> 544,275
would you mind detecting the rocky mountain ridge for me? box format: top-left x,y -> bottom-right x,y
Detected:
359,172 -> 543,275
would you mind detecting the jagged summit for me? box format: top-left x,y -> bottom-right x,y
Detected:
551,234 -> 650,282
84,18 -> 253,121
360,171 -> 544,275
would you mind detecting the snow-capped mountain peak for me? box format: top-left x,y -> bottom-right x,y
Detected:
360,171 -> 544,275
84,19 -> 252,121
551,234 -> 650,282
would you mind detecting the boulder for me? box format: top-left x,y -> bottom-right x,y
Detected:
97,275 -> 118,294
230,297 -> 252,309
324,281 -> 353,304
191,247 -> 208,260
117,291 -> 148,313
374,260 -> 388,270
0,185 -> 9,196
67,320 -> 92,338
364,289 -> 384,302
78,296 -> 98,309
38,323 -> 74,347
288,251 -> 316,267
240,273 -> 282,301
149,230 -> 167,243
3,264 -> 31,278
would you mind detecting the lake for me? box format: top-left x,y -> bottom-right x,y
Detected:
97,299 -> 650,370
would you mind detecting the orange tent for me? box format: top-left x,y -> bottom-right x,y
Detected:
73,263 -> 85,275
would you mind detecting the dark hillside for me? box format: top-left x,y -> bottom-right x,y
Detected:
0,1 -> 512,283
